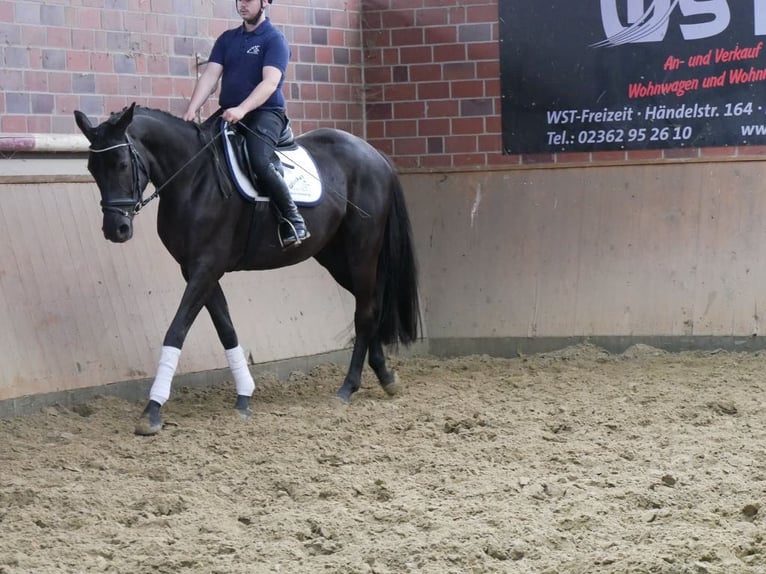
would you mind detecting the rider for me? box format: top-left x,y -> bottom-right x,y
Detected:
182,0 -> 309,249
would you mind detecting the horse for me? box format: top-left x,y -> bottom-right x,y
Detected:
73,103 -> 420,435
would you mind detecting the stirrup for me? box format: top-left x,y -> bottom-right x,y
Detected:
278,219 -> 310,250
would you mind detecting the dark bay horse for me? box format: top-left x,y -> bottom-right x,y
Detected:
74,103 -> 419,435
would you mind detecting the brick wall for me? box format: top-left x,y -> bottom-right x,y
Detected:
361,0 -> 502,169
1,0 -> 756,169
0,0 -> 364,137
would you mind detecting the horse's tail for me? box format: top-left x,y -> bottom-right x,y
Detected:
376,166 -> 421,347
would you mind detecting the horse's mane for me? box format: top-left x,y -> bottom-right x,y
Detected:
107,105 -> 189,127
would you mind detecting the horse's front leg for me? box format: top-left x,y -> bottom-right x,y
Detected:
135,270 -> 220,435
205,282 -> 255,418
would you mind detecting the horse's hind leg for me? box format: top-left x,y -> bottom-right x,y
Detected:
205,283 -> 255,418
368,336 -> 401,396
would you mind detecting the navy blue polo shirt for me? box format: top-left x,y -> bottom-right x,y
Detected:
209,19 -> 290,110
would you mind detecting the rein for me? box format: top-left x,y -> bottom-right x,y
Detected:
90,128 -> 225,217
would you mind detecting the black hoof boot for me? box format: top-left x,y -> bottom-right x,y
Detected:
234,395 -> 252,419
135,400 -> 163,435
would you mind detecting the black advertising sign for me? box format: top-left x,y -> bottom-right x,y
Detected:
500,1 -> 766,154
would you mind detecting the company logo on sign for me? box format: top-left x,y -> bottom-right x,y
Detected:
593,0 -> 766,46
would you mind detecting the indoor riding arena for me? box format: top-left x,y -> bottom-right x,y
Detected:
2,1 -> 766,573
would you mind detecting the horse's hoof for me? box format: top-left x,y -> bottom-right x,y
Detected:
382,372 -> 402,396
135,400 -> 162,435
335,390 -> 352,403
234,395 -> 252,419
134,417 -> 162,436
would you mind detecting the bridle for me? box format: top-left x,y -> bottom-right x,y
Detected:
89,135 -> 151,217
89,129 -> 225,217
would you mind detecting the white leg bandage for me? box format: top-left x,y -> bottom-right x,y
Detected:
148,346 -> 181,405
225,345 -> 255,397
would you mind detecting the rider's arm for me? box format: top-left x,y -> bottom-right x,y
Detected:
183,62 -> 224,122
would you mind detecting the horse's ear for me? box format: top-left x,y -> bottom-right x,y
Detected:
114,102 -> 137,133
73,110 -> 97,143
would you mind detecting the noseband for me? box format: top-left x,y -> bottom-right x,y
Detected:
89,136 -> 150,217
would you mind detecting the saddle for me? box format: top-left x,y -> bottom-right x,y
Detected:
218,118 -> 323,206
225,121 -> 298,192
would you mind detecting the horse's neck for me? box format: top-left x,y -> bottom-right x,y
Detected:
132,114 -> 207,191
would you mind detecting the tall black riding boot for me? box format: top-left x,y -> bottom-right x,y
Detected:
265,163 -> 310,249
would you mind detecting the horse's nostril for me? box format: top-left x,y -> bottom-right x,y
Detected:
119,224 -> 131,237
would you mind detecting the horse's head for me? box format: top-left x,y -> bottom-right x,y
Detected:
74,103 -> 150,243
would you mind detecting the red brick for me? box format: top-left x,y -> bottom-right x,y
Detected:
420,154 -> 452,168
521,153 -> 556,165
556,152 -> 591,164
425,26 -> 457,45
382,9 -> 415,29
485,115 -> 501,132
467,4 -> 499,23
487,153 -> 522,167
72,29 -> 95,51
478,133 -> 502,152
394,137 -> 426,155
427,100 -> 459,117
452,117 -> 483,135
366,121 -> 385,139
21,25 -> 46,45
100,9 -> 122,31
152,77 -> 173,97
445,135 -> 477,153
318,47 -> 337,66
67,51 -> 91,72
55,94 -> 79,115
384,83 -> 416,101
626,149 -> 663,161
394,101 -> 425,119
96,74 -> 119,95
477,60 -> 500,78
410,64 -> 442,82
386,119 -> 417,137
418,118 -> 450,136
592,150 -> 628,163
391,27 -> 423,46
417,81 -> 450,100
444,62 -> 476,80
147,55 -> 169,76
700,146 -> 736,158
91,53 -> 112,73
416,8 -> 448,26
27,115 -> 51,132
663,147 -> 700,160
76,7 -> 100,29
2,115 -> 27,132
447,7 -> 466,24
46,27 -> 70,48
317,84 -> 334,100
468,42 -> 498,60
452,153 -> 485,167
49,72 -> 71,93
484,78 -> 500,97
400,46 -> 432,64
24,70 -> 47,91
434,44 -> 465,62
364,66 -> 391,84
451,80 -> 484,99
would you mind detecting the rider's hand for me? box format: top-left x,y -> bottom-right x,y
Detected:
222,106 -> 246,124
182,110 -> 197,122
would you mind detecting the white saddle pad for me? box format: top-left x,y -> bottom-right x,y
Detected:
222,122 -> 322,205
